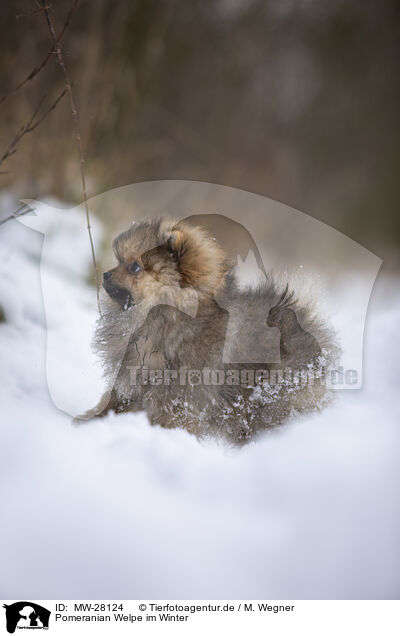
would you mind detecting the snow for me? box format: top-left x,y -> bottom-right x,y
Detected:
0,202 -> 399,600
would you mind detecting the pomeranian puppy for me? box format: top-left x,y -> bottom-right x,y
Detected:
77,218 -> 337,443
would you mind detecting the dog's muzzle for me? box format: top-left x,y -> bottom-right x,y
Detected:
103,272 -> 133,310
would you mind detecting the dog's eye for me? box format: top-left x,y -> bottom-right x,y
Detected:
128,261 -> 141,274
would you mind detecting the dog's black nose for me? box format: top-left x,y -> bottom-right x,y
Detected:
103,271 -> 112,282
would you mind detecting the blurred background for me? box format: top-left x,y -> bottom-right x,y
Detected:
0,0 -> 399,266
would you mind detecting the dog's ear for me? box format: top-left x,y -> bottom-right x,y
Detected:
166,230 -> 184,259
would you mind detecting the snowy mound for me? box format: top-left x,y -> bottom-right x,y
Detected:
0,204 -> 399,599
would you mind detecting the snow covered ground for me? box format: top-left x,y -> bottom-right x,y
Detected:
0,202 -> 399,599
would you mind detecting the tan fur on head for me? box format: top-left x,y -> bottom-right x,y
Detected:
166,219 -> 231,295
106,218 -> 230,309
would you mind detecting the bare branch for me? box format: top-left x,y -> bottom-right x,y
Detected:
26,88 -> 67,131
0,90 -> 67,169
0,0 -> 78,105
39,0 -> 101,314
16,6 -> 51,20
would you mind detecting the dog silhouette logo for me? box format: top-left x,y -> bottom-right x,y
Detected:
2,602 -> 50,633
15,181 -> 381,417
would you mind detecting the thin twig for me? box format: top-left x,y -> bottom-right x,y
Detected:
16,6 -> 51,20
0,0 -> 78,105
27,88 -> 67,130
40,0 -> 101,314
0,90 -> 67,169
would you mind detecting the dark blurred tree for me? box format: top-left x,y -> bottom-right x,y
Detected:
0,0 -> 399,264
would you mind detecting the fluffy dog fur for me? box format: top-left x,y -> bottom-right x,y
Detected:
77,218 -> 338,444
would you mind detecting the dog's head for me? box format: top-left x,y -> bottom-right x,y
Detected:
103,218 -> 230,310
